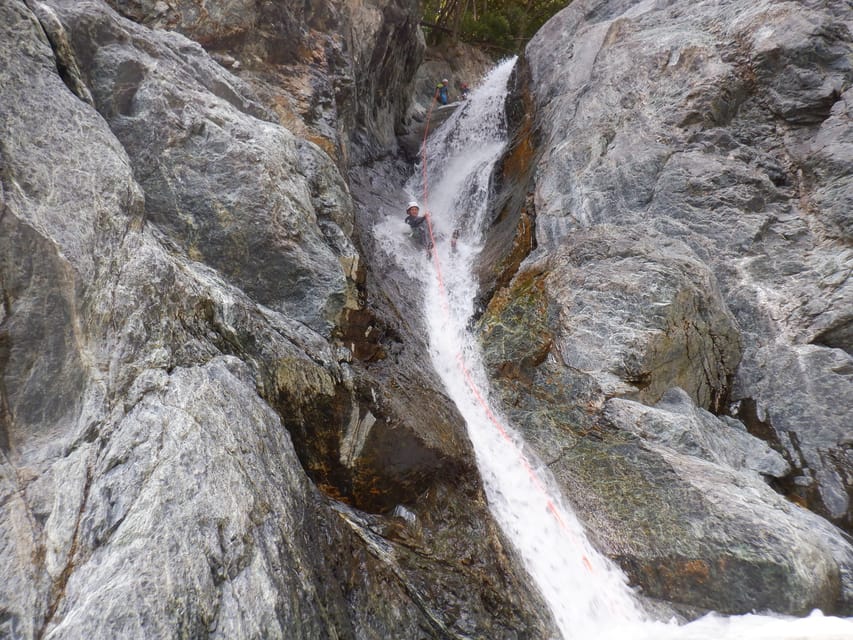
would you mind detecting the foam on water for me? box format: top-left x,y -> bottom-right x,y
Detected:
375,57 -> 853,640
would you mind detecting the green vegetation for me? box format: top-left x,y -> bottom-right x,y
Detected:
421,0 -> 570,53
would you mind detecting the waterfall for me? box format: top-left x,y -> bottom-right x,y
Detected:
409,58 -> 644,640
377,58 -> 853,640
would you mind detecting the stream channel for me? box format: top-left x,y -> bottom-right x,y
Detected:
374,58 -> 853,640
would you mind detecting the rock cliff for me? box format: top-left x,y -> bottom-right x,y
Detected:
2,0 -> 853,635
0,0 -> 553,637
479,0 -> 853,617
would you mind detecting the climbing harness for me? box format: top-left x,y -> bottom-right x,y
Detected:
418,93 -> 596,576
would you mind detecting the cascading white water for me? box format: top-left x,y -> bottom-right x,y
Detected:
409,59 -> 645,640
376,58 -> 853,640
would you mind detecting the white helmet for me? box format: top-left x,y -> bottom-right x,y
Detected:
407,201 -> 419,210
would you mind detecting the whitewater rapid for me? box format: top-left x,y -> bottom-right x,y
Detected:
376,58 -> 853,640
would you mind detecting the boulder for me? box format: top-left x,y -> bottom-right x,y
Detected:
538,226 -> 741,411
605,388 -> 789,479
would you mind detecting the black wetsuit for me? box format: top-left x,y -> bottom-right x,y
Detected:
405,214 -> 431,252
405,214 -> 427,228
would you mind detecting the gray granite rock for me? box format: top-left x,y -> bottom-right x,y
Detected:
5,0 -> 852,630
520,0 -> 853,532
476,0 -> 853,615
0,1 -> 556,638
45,0 -> 353,335
105,0 -> 425,165
477,252 -> 853,615
542,226 -> 741,411
605,388 -> 790,479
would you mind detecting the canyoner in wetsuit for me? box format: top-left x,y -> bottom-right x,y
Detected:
435,79 -> 449,105
404,200 -> 433,256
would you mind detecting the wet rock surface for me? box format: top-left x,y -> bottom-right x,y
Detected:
477,0 -> 853,616
0,1 -> 554,638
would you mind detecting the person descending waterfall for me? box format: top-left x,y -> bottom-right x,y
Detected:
404,200 -> 425,228
404,200 -> 432,256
